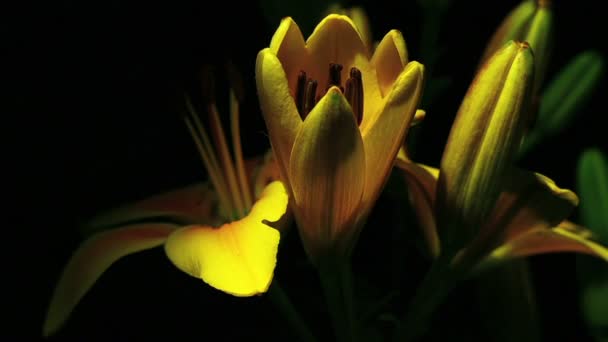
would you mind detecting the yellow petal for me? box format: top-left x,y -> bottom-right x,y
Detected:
84,182 -> 218,231
164,181 -> 286,297
395,157 -> 440,258
437,41 -> 534,236
483,221 -> 608,264
43,223 -> 177,337
493,171 -> 579,239
305,14 -> 382,120
289,87 -> 366,260
249,180 -> 289,223
306,14 -> 367,83
346,7 -> 373,54
411,109 -> 426,127
371,30 -> 409,96
459,170 -> 579,266
255,48 -> 303,187
360,62 -> 424,213
269,17 -> 308,96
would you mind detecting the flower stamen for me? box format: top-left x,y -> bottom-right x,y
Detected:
294,63 -> 364,124
344,67 -> 363,124
327,63 -> 344,92
182,66 -> 256,221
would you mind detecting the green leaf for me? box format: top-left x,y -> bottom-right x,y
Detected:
521,51 -> 605,153
577,148 -> 608,342
578,258 -> 608,342
577,148 -> 608,243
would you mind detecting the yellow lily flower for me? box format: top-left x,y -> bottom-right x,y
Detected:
43,72 -> 289,337
256,14 -> 424,261
324,4 -> 373,54
396,41 -> 608,269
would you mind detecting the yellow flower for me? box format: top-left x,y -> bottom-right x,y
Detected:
43,72 -> 289,337
256,14 -> 424,261
324,4 -> 373,54
396,41 -> 608,269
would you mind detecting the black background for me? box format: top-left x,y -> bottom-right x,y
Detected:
6,0 -> 606,340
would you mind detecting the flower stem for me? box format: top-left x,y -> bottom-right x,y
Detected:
268,281 -> 318,342
318,257 -> 357,342
392,257 -> 458,342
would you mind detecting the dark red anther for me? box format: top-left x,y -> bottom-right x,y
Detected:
344,67 -> 363,124
295,70 -> 308,117
303,80 -> 318,120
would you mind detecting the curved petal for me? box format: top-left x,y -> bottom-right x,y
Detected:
306,14 -> 367,83
347,7 -> 373,54
164,182 -> 286,297
305,14 -> 382,119
269,17 -> 308,95
411,109 -> 426,127
395,157 -> 440,258
289,87 -> 365,259
43,223 -> 177,337
84,183 -> 217,233
371,30 -> 409,96
458,170 -> 579,266
488,170 -> 579,240
482,221 -> 608,265
255,48 -> 303,187
360,62 -> 424,212
249,180 -> 289,223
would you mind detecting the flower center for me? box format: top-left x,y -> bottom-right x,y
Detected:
295,63 -> 364,124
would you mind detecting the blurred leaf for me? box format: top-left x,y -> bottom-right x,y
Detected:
577,148 -> 608,242
521,51 -> 605,154
579,258 -> 608,341
577,148 -> 608,342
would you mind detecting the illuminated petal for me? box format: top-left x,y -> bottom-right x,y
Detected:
269,17 -> 308,95
483,221 -> 608,263
437,41 -> 534,235
306,14 -> 367,82
411,109 -> 426,127
84,183 -> 217,232
164,181 -> 287,296
306,14 -> 382,122
372,30 -> 409,96
249,180 -> 289,223
43,223 -> 177,337
360,62 -> 424,212
395,157 -> 440,258
255,48 -> 303,186
289,87 -> 365,259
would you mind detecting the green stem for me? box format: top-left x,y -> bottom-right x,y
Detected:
268,281 -> 318,342
392,257 -> 458,342
318,257 -> 357,342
